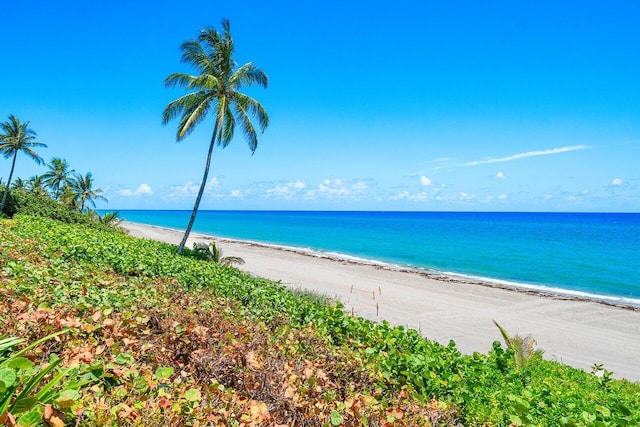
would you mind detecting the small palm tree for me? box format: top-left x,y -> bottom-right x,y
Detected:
193,241 -> 244,266
42,157 -> 74,200
99,211 -> 122,228
493,320 -> 544,371
163,19 -> 269,254
70,172 -> 107,211
0,115 -> 47,210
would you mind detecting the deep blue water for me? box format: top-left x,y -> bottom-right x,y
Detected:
116,210 -> 640,304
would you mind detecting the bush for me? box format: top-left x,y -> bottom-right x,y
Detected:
1,188 -> 97,227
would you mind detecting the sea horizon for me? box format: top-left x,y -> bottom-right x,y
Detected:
113,209 -> 640,307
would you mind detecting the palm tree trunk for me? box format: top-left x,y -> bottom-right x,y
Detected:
0,153 -> 18,211
176,125 -> 218,254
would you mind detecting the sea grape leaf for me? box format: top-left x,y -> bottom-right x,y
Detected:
184,389 -> 201,402
11,396 -> 38,414
6,358 -> 33,370
0,369 -> 16,388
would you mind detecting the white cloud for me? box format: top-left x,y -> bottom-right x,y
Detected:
168,181 -> 199,198
318,179 -> 350,197
116,184 -> 153,197
459,192 -> 475,200
498,193 -> 508,200
209,177 -> 219,186
496,172 -> 506,179
420,176 -> 432,186
463,145 -> 587,167
266,181 -> 308,199
353,181 -> 368,191
612,178 -> 623,186
544,194 -> 553,201
581,189 -> 589,195
230,189 -> 244,198
135,184 -> 153,196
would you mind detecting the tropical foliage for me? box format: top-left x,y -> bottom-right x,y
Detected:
192,241 -> 245,265
41,157 -> 74,200
163,19 -> 269,254
1,215 -> 638,426
0,115 -> 47,211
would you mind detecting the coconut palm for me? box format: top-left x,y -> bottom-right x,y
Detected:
163,19 -> 269,254
70,172 -> 107,211
26,175 -> 48,197
0,115 -> 47,210
10,177 -> 27,191
42,157 -> 74,199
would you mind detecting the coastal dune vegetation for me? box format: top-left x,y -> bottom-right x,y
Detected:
1,209 -> 639,425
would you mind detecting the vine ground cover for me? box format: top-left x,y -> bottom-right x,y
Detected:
1,215 -> 639,426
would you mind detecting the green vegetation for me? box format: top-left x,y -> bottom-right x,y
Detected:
0,115 -> 47,211
192,241 -> 245,266
41,158 -> 74,201
1,215 -> 639,425
163,19 -> 269,254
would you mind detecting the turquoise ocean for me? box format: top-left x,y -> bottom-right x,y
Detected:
118,210 -> 640,306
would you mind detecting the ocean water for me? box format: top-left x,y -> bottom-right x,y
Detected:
118,210 -> 640,305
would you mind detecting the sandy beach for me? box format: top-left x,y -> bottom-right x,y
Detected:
122,221 -> 640,382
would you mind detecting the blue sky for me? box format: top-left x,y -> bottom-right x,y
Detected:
1,0 -> 639,211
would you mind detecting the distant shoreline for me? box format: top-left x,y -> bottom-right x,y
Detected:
122,220 -> 640,382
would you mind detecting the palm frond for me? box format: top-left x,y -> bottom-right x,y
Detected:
164,72 -> 197,89
232,99 -> 258,153
176,93 -> 213,140
239,92 -> 269,131
230,63 -> 269,89
179,39 -> 213,73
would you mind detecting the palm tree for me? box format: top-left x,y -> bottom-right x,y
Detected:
163,19 -> 269,254
42,157 -> 74,199
99,211 -> 122,228
193,241 -> 244,266
26,175 -> 48,197
60,183 -> 80,210
0,115 -> 47,210
493,320 -> 544,372
10,177 -> 27,191
71,172 -> 107,211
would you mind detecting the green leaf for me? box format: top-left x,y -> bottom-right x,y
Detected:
154,366 -> 174,381
6,357 -> 33,370
56,389 -> 81,408
184,388 -> 201,402
11,396 -> 37,414
115,353 -> 135,365
132,376 -> 149,393
330,410 -> 343,426
0,369 -> 17,388
17,409 -> 42,427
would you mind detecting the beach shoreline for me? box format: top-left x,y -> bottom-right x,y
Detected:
121,220 -> 640,382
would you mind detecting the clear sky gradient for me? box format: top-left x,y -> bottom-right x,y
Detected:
2,1 -> 639,211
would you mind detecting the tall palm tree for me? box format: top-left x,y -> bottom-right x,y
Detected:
42,157 -> 74,200
71,172 -> 107,211
163,19 -> 269,254
0,115 -> 47,210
